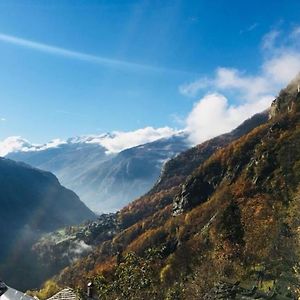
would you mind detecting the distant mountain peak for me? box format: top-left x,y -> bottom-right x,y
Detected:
6,130 -> 188,212
66,133 -> 112,144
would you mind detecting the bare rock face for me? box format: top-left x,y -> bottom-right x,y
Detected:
173,177 -> 215,216
155,112 -> 268,194
32,76 -> 300,299
173,75 -> 300,217
269,75 -> 300,119
171,113 -> 269,216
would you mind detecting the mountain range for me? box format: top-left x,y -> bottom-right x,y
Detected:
6,132 -> 189,212
4,114 -> 270,214
5,109 -> 264,294
30,76 -> 300,299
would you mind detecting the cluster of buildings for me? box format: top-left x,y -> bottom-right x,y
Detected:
0,282 -> 92,300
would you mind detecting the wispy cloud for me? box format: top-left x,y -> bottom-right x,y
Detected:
180,26 -> 300,99
290,26 -> 300,39
0,118 -> 5,122
261,29 -> 281,50
0,33 -> 184,73
179,77 -> 211,97
248,23 -> 259,31
240,22 -> 259,34
169,113 -> 185,126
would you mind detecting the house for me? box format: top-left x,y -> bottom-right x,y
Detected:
46,283 -> 95,300
0,282 -> 92,300
0,282 -> 7,297
0,282 -> 34,300
47,288 -> 79,300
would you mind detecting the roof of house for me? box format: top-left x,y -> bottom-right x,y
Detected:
47,288 -> 79,300
0,286 -> 34,300
0,282 -> 7,297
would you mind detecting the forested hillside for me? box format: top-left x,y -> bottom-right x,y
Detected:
34,77 -> 300,299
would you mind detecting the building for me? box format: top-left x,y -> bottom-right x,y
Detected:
0,282 -> 34,300
47,288 -> 79,300
46,284 -> 95,300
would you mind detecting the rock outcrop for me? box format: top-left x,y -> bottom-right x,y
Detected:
269,75 -> 300,119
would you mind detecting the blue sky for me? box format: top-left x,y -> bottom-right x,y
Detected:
0,0 -> 300,144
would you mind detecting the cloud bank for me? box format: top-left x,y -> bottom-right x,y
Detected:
0,136 -> 32,156
186,93 -> 272,144
94,127 -> 178,153
0,127 -> 178,156
0,136 -> 66,157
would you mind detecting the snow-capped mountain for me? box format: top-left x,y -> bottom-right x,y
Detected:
5,128 -> 189,212
0,136 -> 81,157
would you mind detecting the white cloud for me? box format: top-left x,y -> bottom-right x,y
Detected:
290,26 -> 300,39
179,65 -> 278,103
38,138 -> 66,150
0,118 -> 5,122
179,66 -> 276,102
179,77 -> 211,97
262,29 -> 281,50
170,113 -> 185,126
179,67 -> 274,102
180,26 -> 300,144
0,136 -> 66,156
0,33 -> 186,74
96,126 -> 178,153
248,23 -> 259,32
0,136 -> 31,156
215,68 -> 272,100
240,22 -> 259,34
180,27 -> 300,99
186,93 -> 272,144
263,52 -> 300,84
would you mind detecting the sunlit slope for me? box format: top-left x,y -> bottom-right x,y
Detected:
39,77 -> 300,299
31,109 -> 268,284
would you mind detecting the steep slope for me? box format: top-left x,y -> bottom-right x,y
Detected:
153,111 -> 268,193
119,111 -> 268,229
0,158 -> 95,290
0,158 -> 95,233
30,112 -> 268,278
7,141 -> 109,187
37,78 -> 300,299
8,134 -> 189,212
77,133 -> 189,212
